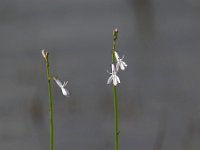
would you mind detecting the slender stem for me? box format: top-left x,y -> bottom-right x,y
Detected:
112,29 -> 119,150
112,86 -> 118,150
44,53 -> 54,150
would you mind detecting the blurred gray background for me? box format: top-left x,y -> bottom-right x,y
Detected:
0,0 -> 200,149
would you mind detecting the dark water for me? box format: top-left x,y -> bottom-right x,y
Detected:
0,0 -> 200,149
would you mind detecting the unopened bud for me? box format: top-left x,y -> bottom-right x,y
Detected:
113,28 -> 119,41
41,49 -> 48,59
114,28 -> 118,33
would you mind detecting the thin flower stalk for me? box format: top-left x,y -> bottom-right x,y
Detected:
112,28 -> 119,150
42,50 -> 54,150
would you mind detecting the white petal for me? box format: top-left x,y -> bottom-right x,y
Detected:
113,76 -> 118,86
111,64 -> 115,73
122,61 -> 127,67
120,63 -> 125,70
114,51 -> 120,61
53,77 -> 63,88
107,75 -> 113,84
116,63 -> 120,72
116,75 -> 120,83
61,87 -> 70,97
112,64 -> 116,74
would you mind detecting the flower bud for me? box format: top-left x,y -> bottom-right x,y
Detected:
41,49 -> 48,60
113,28 -> 119,41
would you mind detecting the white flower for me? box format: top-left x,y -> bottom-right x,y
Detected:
53,77 -> 70,97
114,51 -> 127,71
107,64 -> 120,86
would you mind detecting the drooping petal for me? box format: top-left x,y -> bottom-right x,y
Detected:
61,87 -> 70,97
107,75 -> 113,84
116,75 -> 120,84
120,62 -> 125,70
113,75 -> 118,86
118,60 -> 127,71
122,61 -> 128,67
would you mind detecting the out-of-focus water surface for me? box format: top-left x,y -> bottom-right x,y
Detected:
0,0 -> 200,149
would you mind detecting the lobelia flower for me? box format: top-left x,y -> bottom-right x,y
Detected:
53,77 -> 70,97
114,51 -> 127,71
107,64 -> 120,86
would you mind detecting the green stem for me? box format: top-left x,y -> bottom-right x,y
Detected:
44,54 -> 54,150
112,29 -> 119,150
113,86 -> 118,150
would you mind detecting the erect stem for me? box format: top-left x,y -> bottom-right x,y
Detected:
43,52 -> 54,150
112,28 -> 119,150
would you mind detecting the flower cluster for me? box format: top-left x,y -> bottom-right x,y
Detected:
107,51 -> 127,86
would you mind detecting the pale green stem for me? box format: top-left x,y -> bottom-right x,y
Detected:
112,29 -> 119,150
43,54 -> 54,150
